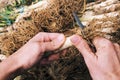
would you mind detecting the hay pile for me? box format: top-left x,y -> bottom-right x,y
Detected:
0,0 -> 85,56
0,0 -> 120,80
84,17 -> 120,44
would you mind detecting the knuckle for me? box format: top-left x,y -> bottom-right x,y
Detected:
74,36 -> 82,45
95,37 -> 113,46
40,43 -> 46,53
76,40 -> 86,51
75,41 -> 82,50
51,41 -> 57,49
103,39 -> 113,46
114,43 -> 120,47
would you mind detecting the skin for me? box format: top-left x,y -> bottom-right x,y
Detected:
0,32 -> 120,80
0,32 -> 65,80
71,35 -> 120,80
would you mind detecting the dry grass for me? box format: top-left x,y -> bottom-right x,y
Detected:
0,0 -> 120,80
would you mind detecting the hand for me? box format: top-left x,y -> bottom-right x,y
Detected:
71,35 -> 120,80
15,32 -> 65,69
0,32 -> 65,80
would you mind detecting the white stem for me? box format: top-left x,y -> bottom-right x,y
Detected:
87,0 -> 119,10
81,11 -> 120,22
0,54 -> 7,61
94,3 -> 120,14
15,0 -> 49,22
15,0 -> 49,13
56,37 -> 73,52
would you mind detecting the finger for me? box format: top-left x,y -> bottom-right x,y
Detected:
114,43 -> 120,61
48,53 -> 60,61
40,53 -> 60,65
70,35 -> 95,60
30,32 -> 63,42
40,55 -> 59,65
60,50 -> 67,56
93,37 -> 115,55
40,34 -> 65,52
41,50 -> 67,65
40,58 -> 51,65
114,43 -> 120,53
48,50 -> 67,60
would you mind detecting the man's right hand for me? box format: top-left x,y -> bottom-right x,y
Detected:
71,35 -> 120,80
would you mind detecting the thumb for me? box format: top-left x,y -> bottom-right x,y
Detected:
40,34 -> 65,52
70,35 -> 95,60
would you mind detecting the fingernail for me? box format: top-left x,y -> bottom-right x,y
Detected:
70,35 -> 80,44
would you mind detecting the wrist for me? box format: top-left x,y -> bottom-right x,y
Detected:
92,70 -> 120,80
0,54 -> 23,80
